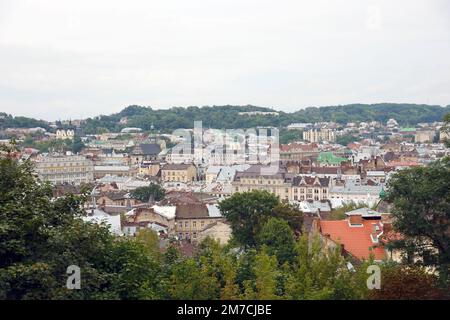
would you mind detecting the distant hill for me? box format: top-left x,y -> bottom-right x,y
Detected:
82,103 -> 450,134
2,103 -> 449,134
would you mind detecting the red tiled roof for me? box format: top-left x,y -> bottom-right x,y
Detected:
280,143 -> 318,152
319,219 -> 386,260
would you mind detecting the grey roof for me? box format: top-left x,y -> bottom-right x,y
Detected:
138,143 -> 161,155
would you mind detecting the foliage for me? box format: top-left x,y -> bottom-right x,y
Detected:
257,218 -> 296,265
327,202 -> 367,221
386,158 -> 450,284
368,265 -> 449,300
336,133 -> 359,146
45,104 -> 450,135
130,184 -> 165,202
219,190 -> 280,247
2,148 -> 448,300
279,129 -> 303,144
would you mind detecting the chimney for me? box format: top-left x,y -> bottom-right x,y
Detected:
349,214 -> 363,226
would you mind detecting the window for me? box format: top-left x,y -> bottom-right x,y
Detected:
193,221 -> 197,228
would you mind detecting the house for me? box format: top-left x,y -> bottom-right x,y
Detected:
96,190 -> 141,214
315,208 -> 387,262
83,208 -> 122,236
131,143 -> 162,164
174,203 -> 224,241
197,221 -> 232,245
161,163 -> 197,183
328,181 -> 384,208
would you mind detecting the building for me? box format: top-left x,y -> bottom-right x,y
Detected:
329,181 -> 384,208
280,143 -> 319,160
93,165 -> 134,179
174,203 -> 224,241
415,130 -> 436,143
131,143 -> 162,164
291,176 -> 330,201
35,155 -> 94,184
286,123 -> 313,130
161,163 -> 197,183
56,129 -> 75,140
231,164 -> 330,202
303,129 -> 336,143
232,165 -> 294,201
197,220 -> 232,245
315,208 -> 387,262
386,118 -> 399,130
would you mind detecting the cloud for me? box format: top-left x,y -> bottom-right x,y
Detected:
0,0 -> 449,120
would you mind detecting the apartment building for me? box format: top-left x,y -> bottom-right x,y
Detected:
35,155 -> 94,184
231,164 -> 331,202
291,176 -> 330,201
303,129 -> 336,143
161,163 -> 197,183
232,165 -> 294,201
174,203 -> 223,241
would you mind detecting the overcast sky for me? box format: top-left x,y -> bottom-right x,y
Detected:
0,0 -> 449,120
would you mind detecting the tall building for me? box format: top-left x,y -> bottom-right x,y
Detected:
303,129 -> 336,143
35,155 -> 94,184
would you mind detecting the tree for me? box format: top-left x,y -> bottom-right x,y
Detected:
218,190 -> 279,247
386,158 -> 450,284
130,184 -> 165,202
442,113 -> 450,147
285,235 -> 365,300
327,201 -> 367,221
0,149 -> 162,299
242,250 -> 279,300
71,135 -> 85,154
168,258 -> 219,300
368,265 -> 449,300
272,202 -> 303,232
257,218 -> 296,265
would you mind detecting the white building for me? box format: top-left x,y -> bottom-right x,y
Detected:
329,182 -> 384,208
35,154 -> 94,184
56,129 -> 75,140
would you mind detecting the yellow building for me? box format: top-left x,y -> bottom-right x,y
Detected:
231,165 -> 330,202
161,163 -> 197,183
303,129 -> 336,143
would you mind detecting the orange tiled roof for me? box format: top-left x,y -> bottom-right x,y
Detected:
319,219 -> 386,260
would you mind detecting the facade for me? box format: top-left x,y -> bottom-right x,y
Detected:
161,163 -> 197,183
291,176 -> 330,201
197,221 -> 232,244
329,182 -> 384,208
231,165 -> 330,202
303,129 -> 336,143
174,203 -> 223,241
280,143 -> 319,160
415,130 -> 436,143
56,129 -> 75,140
35,155 -> 94,184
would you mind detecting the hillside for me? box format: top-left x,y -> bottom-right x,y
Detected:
2,103 -> 449,134
82,103 -> 450,134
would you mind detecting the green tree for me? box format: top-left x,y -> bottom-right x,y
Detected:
0,148 -> 162,300
71,135 -> 85,154
386,158 -> 450,284
219,190 -> 279,247
442,113 -> 450,147
257,218 -> 296,265
272,202 -> 303,232
130,184 -> 165,202
253,250 -> 279,299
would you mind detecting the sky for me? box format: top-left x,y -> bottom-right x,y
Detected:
0,0 -> 449,121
